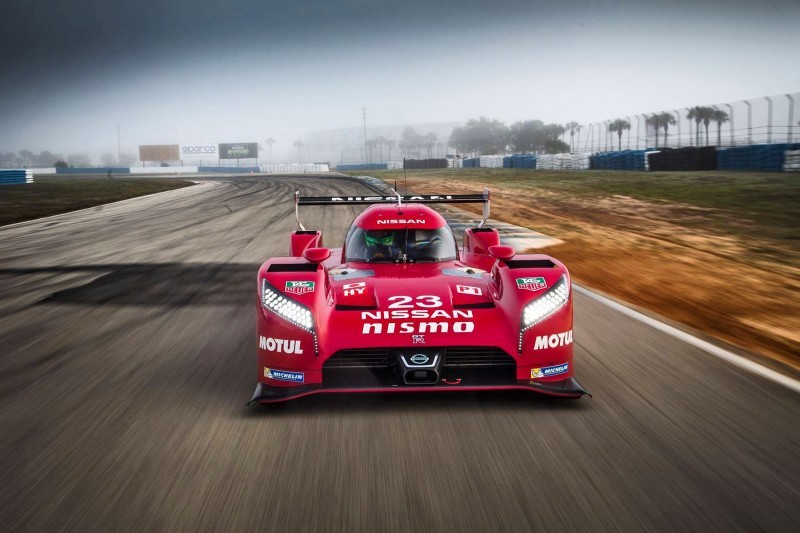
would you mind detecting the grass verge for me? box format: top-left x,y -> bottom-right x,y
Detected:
0,177 -> 195,226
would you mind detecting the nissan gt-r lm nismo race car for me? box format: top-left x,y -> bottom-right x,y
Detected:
248,189 -> 589,404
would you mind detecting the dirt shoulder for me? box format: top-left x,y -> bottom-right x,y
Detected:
347,169 -> 800,370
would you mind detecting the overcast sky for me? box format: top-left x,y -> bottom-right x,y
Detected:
1,0 -> 798,158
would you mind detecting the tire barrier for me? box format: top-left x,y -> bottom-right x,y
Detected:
462,158 -> 480,168
503,155 -> 537,169
536,153 -> 592,170
335,163 -> 388,171
591,150 -> 648,170
387,161 -> 404,170
717,143 -> 800,172
0,169 -> 33,185
403,159 -> 448,169
645,147 -> 717,171
784,150 -> 800,171
262,164 -> 329,173
55,167 -> 131,174
478,156 -> 504,168
197,166 -> 260,173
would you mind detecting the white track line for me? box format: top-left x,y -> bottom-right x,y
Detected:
574,285 -> 800,393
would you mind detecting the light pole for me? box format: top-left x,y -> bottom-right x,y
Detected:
786,94 -> 794,144
362,107 -> 368,163
725,103 -> 735,146
765,96 -> 773,144
116,123 -> 121,165
744,100 -> 752,144
674,110 -> 681,147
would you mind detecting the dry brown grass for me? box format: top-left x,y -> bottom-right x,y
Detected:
404,175 -> 800,369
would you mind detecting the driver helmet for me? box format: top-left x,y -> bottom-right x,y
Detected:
364,229 -> 396,247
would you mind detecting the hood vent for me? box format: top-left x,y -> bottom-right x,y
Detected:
268,263 -> 319,272
505,259 -> 555,269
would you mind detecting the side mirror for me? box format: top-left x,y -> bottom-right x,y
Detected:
488,245 -> 515,261
303,247 -> 331,263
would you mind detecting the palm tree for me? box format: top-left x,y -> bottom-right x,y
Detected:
608,119 -> 630,151
565,122 -> 580,153
292,140 -> 304,163
700,107 -> 714,146
374,136 -> 387,161
658,112 -> 676,148
385,139 -> 396,161
646,115 -> 661,148
265,138 -> 275,163
687,107 -> 702,146
424,132 -> 437,158
713,109 -> 729,147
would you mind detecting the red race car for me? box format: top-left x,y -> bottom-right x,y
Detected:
248,189 -> 589,404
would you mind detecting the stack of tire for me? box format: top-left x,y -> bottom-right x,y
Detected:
403,159 -> 448,169
462,158 -> 480,168
479,156 -> 504,168
0,169 -> 33,185
784,150 -> 800,171
717,144 -> 800,172
336,163 -> 388,171
503,155 -> 537,169
590,150 -> 648,170
646,147 -> 717,171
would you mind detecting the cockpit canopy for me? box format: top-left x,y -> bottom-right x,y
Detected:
345,226 -> 458,263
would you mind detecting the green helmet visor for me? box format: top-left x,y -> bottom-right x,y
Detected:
365,231 -> 395,247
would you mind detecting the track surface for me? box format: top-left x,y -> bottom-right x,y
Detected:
1,176 -> 798,531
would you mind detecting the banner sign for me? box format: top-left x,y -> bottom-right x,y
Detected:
181,144 -> 217,157
139,145 -> 180,161
219,142 -> 258,159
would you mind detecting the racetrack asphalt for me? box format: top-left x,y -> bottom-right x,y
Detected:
1,176 -> 798,531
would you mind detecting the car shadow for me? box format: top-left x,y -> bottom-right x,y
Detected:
0,263 -> 257,307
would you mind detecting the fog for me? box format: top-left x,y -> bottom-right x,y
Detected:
1,0 -> 798,161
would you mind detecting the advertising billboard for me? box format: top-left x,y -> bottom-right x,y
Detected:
139,144 -> 180,161
219,143 -> 258,159
181,144 -> 217,158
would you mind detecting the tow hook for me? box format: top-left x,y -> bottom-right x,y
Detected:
441,378 -> 462,385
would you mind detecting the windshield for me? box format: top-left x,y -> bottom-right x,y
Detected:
345,227 -> 458,263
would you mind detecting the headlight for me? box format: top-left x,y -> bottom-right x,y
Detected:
261,280 -> 314,332
521,275 -> 570,331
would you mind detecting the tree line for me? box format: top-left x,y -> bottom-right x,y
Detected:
606,107 -> 731,151
0,150 -> 140,168
449,117 -> 570,156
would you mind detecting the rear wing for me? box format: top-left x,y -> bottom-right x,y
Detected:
294,188 -> 491,230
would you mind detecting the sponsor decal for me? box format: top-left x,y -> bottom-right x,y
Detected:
259,336 -> 303,354
361,309 -> 475,335
219,142 -> 258,159
330,195 -> 455,202
531,363 -> 569,379
181,144 -> 217,156
410,354 -> 429,364
516,277 -> 548,292
264,367 -> 304,383
376,219 -> 426,225
456,285 -> 482,296
343,281 -> 366,297
285,281 -> 315,295
412,335 -> 425,344
532,330 -> 574,350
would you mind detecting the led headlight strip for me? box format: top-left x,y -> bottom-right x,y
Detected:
519,275 -> 570,352
261,280 -> 315,332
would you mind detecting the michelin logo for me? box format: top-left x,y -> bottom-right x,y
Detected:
531,363 -> 569,379
533,330 -> 573,350
264,367 -> 304,383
